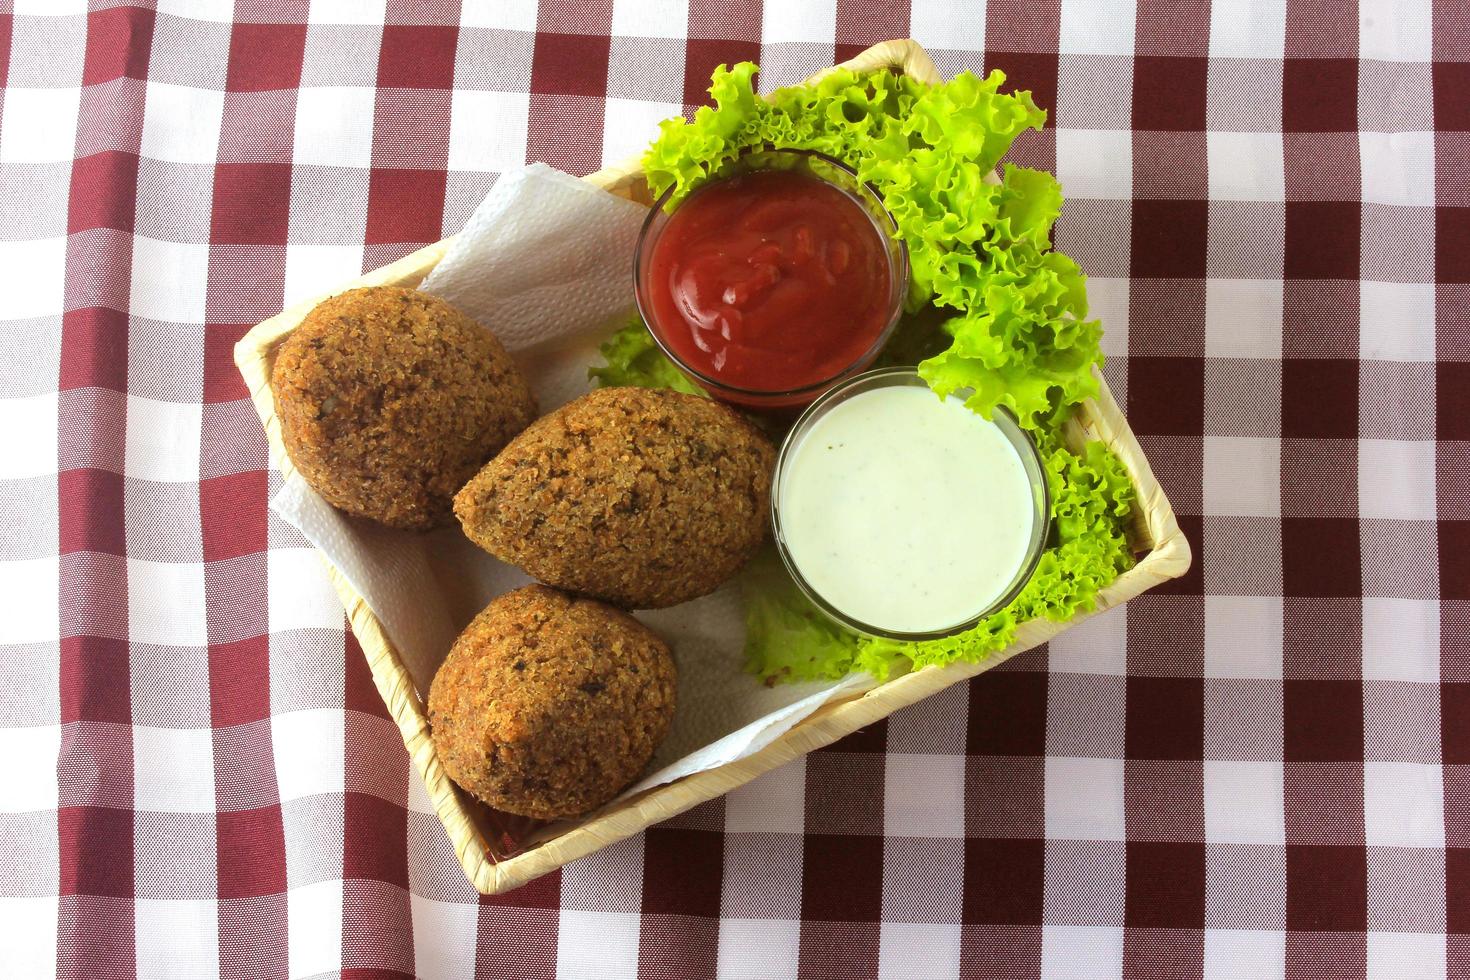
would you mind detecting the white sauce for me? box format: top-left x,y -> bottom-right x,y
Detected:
778,385 -> 1036,634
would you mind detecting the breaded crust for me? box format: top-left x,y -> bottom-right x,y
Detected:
454,387 -> 776,608
427,584 -> 676,820
271,286 -> 536,530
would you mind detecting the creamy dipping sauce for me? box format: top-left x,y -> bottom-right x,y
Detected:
777,385 -> 1038,634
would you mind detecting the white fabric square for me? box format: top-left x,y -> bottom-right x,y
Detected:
557,910 -> 640,980
1367,931 -> 1446,980
884,754 -> 964,838
1205,278 -> 1282,358
136,899 -> 220,980
125,396 -> 203,483
459,0 -> 539,32
0,236 -> 67,320
1059,0 -> 1135,55
0,896 -> 57,979
155,0 -> 236,19
1056,129 -> 1132,201
130,237 -> 210,324
1048,603 -> 1127,675
1204,761 -> 1285,843
268,548 -> 343,634
14,0 -> 86,12
724,758 -> 805,834
1209,0 -> 1286,58
410,894 -> 478,980
271,709 -> 344,803
0,87 -> 81,163
292,87 -> 376,168
283,243 -> 364,307
308,0 -> 389,24
1040,925 -> 1124,980
1088,277 -> 1129,361
910,0 -> 987,51
762,1 -> 836,44
1360,132 -> 1435,207
127,557 -> 209,646
1204,437 -> 1281,518
1360,280 -> 1437,362
1359,439 -> 1437,521
601,98 -> 682,169
718,918 -> 801,980
0,557 -> 60,645
1045,757 -> 1125,840
1204,596 -> 1284,679
611,0 -> 688,39
1365,761 -> 1445,847
1207,131 -> 1285,202
0,724 -> 59,812
140,82 -> 225,165
877,922 -> 962,980
287,879 -> 343,979
133,726 -> 216,813
447,89 -> 530,174
0,392 -> 58,479
1359,1 -> 1434,62
1203,929 -> 1286,980
1363,598 -> 1440,683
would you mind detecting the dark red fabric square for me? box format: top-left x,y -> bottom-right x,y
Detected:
378,25 -> 458,89
1445,684 -> 1470,765
1281,518 -> 1361,598
638,915 -> 718,980
343,791 -> 409,888
1127,357 -> 1205,437
821,718 -> 888,754
59,468 -> 125,557
0,15 -> 12,84
641,828 -> 723,917
1283,59 -> 1358,134
530,32 -> 612,100
984,51 -> 1058,121
209,636 -> 271,728
1282,359 -> 1359,439
1440,363 -> 1470,442
69,151 -> 139,235
1126,677 -> 1204,759
1438,208 -> 1470,284
1131,200 -> 1208,278
802,834 -> 883,921
683,38 -> 761,108
60,307 -> 128,393
1442,522 -> 1470,602
1284,201 -> 1360,280
344,632 -> 388,719
60,636 -> 132,726
1125,841 -> 1206,928
1283,679 -> 1364,761
1132,56 -> 1208,132
202,322 -> 250,405
1286,844 -> 1366,931
201,470 -> 267,563
216,806 -> 287,899
964,838 -> 1044,924
1448,848 -> 1470,933
210,162 -> 293,246
60,806 -> 134,897
1435,63 -> 1470,132
82,6 -> 155,85
365,168 -> 446,245
835,2 -> 909,66
226,22 -> 307,92
967,670 -> 1048,756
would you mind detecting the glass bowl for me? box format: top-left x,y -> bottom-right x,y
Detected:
770,366 -> 1051,642
633,148 -> 909,410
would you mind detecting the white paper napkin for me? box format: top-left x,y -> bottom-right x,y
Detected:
270,164 -> 862,800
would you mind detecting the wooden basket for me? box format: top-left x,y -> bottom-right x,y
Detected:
235,39 -> 1191,895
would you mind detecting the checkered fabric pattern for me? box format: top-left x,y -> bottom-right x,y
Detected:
0,1 -> 1464,977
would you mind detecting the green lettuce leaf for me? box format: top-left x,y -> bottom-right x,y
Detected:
587,318 -> 706,396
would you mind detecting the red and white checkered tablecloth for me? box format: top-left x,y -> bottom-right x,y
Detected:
1,1 -> 1465,977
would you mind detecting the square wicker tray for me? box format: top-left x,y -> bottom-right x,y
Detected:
235,39 -> 1191,895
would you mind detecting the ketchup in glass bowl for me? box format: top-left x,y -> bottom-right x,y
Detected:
634,149 -> 908,409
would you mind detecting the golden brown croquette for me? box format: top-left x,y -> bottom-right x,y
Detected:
271,286 -> 536,530
427,584 -> 676,820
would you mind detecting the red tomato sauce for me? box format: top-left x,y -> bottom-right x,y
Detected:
642,169 -> 894,395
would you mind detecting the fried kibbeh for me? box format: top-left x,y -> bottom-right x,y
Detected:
427,585 -> 676,820
454,387 -> 776,609
271,286 -> 536,530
